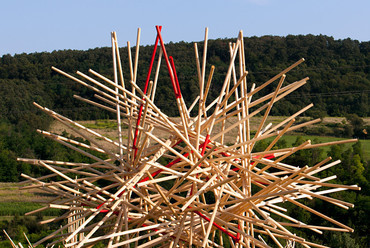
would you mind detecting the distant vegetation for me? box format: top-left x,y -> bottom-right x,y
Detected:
0,34 -> 369,120
0,34 -> 369,247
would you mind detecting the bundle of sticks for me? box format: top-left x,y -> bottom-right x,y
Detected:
18,26 -> 360,248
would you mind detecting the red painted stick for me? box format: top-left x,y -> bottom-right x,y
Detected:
194,210 -> 240,242
169,56 -> 182,99
155,26 -> 179,97
132,26 -> 162,158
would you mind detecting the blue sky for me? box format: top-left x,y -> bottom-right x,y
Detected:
1,0 -> 369,56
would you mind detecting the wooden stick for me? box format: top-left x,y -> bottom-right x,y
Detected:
251,138 -> 357,158
202,183 -> 225,247
23,233 -> 33,248
250,58 -> 305,99
111,32 -> 124,161
181,174 -> 218,211
203,65 -> 215,105
112,32 -> 126,95
253,75 -> 285,140
151,47 -> 163,102
127,41 -> 134,83
133,28 -> 141,84
285,197 -> 354,232
3,230 -> 17,248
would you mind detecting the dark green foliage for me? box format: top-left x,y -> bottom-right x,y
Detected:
1,35 -> 369,120
0,202 -> 61,216
283,137 -> 326,167
0,215 -> 57,248
345,113 -> 368,138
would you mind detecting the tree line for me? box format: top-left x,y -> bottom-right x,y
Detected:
0,34 -> 369,120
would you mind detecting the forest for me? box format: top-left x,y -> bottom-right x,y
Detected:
0,34 -> 369,247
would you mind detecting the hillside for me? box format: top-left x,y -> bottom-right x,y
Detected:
0,35 -> 369,122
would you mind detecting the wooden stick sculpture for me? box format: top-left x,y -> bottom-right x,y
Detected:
19,26 -> 360,248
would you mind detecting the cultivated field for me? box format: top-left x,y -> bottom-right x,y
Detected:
0,182 -> 58,219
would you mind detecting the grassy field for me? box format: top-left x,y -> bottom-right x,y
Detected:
271,135 -> 369,159
0,183 -> 58,220
83,119 -> 128,130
